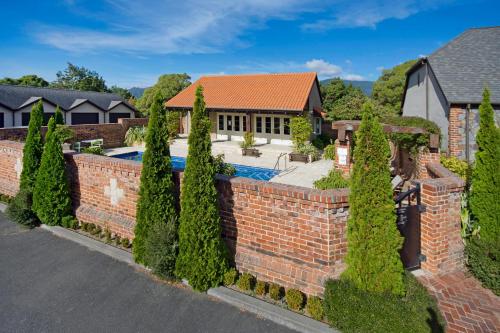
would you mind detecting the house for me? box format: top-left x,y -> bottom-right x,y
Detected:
402,26 -> 500,161
0,85 -> 136,128
165,72 -> 324,145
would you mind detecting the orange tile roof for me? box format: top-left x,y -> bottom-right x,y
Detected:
165,72 -> 318,112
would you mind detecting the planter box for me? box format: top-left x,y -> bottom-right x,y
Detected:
242,148 -> 261,157
289,152 -> 309,163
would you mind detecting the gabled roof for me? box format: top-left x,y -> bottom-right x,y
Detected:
0,84 -> 136,112
406,26 -> 500,105
165,72 -> 319,112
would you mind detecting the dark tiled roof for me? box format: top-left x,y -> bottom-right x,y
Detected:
427,26 -> 500,104
0,85 -> 136,112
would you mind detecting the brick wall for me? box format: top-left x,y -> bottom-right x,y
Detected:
0,141 -> 23,196
448,105 -> 466,159
0,118 -> 148,149
415,147 -> 441,179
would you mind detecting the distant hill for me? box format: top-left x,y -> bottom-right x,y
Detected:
129,87 -> 146,98
320,79 -> 374,96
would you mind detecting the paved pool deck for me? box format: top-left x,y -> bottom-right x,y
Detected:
105,137 -> 332,188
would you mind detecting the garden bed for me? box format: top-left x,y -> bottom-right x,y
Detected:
289,152 -> 308,163
72,222 -> 132,252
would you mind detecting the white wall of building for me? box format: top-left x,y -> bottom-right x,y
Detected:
0,105 -> 14,127
14,102 -> 58,127
106,104 -> 135,123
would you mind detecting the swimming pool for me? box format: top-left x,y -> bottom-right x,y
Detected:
113,151 -> 279,181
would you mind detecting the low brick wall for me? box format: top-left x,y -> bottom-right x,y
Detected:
0,141 -> 23,196
0,118 -> 148,149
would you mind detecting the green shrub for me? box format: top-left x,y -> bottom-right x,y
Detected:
104,227 -> 112,243
213,154 -> 236,176
297,143 -> 321,161
133,93 -> 177,266
240,132 -> 255,149
314,169 -> 350,189
290,115 -> 312,149
54,106 -> 64,125
176,86 -> 228,292
343,103 -> 405,295
121,238 -> 130,248
87,223 -> 96,233
223,268 -> 238,286
61,216 -> 78,229
255,280 -> 267,296
269,283 -> 283,301
323,144 -> 335,160
82,146 -> 104,155
165,110 -> 180,143
466,237 -> 499,295
440,154 -> 470,181
312,138 -> 325,150
306,296 -> 324,321
237,273 -> 255,291
145,219 -> 178,280
285,289 -> 304,311
0,194 -> 13,204
124,126 -> 147,146
33,117 -> 72,226
6,190 -> 39,228
324,275 -> 444,333
92,225 -> 102,236
81,222 -> 88,231
114,235 -> 121,246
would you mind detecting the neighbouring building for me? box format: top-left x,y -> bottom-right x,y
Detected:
0,85 -> 136,128
401,26 -> 500,162
165,72 -> 324,145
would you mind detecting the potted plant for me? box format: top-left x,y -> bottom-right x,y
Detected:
289,115 -> 313,163
240,132 -> 260,157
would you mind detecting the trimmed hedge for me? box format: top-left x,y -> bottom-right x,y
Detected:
324,274 -> 445,333
466,237 -> 500,295
306,296 -> 324,321
269,283 -> 283,301
237,273 -> 255,291
285,289 -> 304,311
314,169 -> 349,189
255,280 -> 267,296
223,268 -> 238,286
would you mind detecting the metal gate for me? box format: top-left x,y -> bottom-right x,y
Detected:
394,184 -> 424,270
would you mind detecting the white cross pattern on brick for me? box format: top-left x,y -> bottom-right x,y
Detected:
14,158 -> 22,179
104,178 -> 124,206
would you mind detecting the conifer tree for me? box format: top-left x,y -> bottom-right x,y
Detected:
32,117 -> 72,225
133,93 -> 177,265
54,106 -> 65,125
343,102 -> 405,295
175,86 -> 228,291
470,88 -> 500,243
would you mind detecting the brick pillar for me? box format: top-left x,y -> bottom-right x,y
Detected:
418,177 -> 465,274
333,134 -> 352,176
448,106 -> 465,159
415,147 -> 440,179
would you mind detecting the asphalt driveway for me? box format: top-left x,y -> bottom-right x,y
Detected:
0,212 -> 295,333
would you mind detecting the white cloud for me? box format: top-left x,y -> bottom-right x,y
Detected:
376,66 -> 385,71
305,59 -> 342,77
32,0 -> 456,54
343,74 -> 365,81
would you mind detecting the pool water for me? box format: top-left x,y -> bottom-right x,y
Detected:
113,151 -> 279,181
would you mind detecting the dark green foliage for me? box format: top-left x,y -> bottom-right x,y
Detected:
32,117 -> 72,226
145,219 -> 179,280
269,283 -> 283,301
372,59 -> 417,115
213,154 -> 236,176
312,134 -> 330,150
19,100 -> 44,194
110,85 -> 133,100
6,190 -> 39,228
54,106 -> 64,125
51,63 -> 108,92
175,86 -> 228,292
344,102 -> 404,295
114,235 -> 121,246
82,146 -> 104,155
381,115 -> 440,134
314,169 -> 350,189
61,216 -> 78,229
0,74 -> 49,87
285,289 -> 304,311
236,273 -> 255,291
104,227 -> 112,243
0,194 -> 13,204
255,280 -> 267,296
382,115 -> 441,154
306,296 -> 324,321
469,89 -> 500,244
121,238 -> 130,248
165,110 -> 180,143
133,93 -> 177,265
466,237 -> 500,295
137,74 -> 191,115
223,268 -> 238,286
324,275 -> 445,333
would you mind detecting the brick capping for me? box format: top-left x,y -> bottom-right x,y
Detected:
425,162 -> 464,186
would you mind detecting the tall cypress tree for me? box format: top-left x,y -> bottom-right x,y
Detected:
133,93 -> 177,265
54,106 -> 65,125
470,88 -> 500,243
32,117 -> 72,225
175,86 -> 228,291
343,102 -> 405,295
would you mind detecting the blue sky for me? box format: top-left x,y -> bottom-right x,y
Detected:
0,0 -> 499,88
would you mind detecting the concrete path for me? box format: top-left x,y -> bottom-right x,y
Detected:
418,271 -> 500,333
0,213 -> 296,333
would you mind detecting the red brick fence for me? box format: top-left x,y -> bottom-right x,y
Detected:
0,140 -> 464,295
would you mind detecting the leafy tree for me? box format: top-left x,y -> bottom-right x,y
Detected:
175,86 -> 228,291
54,106 -> 65,125
32,118 -> 72,226
133,93 -> 177,265
322,78 -> 370,120
343,102 -> 405,295
372,59 -> 417,115
290,115 -> 312,149
51,63 -> 108,92
321,78 -> 348,111
0,75 -> 49,87
470,88 -> 500,243
110,85 -> 133,100
136,74 -> 191,115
